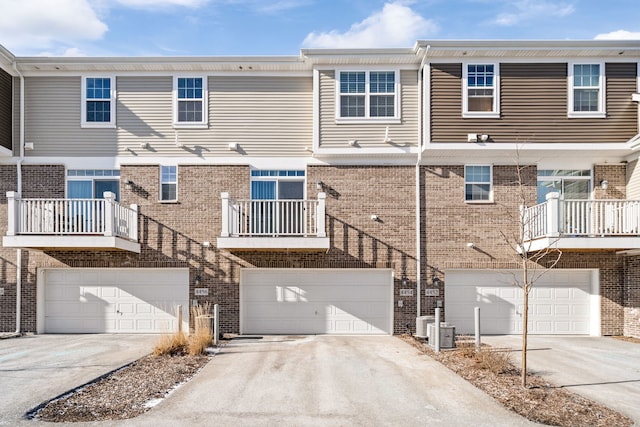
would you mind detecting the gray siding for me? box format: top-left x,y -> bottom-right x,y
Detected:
118,76 -> 313,156
116,76 -> 173,154
430,62 -> 638,143
318,70 -> 419,149
12,77 -> 19,156
25,75 -> 312,157
24,76 -> 117,156
0,69 -> 11,151
627,160 -> 640,199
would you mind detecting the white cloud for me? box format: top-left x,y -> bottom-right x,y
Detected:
115,0 -> 209,8
0,0 -> 107,54
493,0 -> 574,26
302,1 -> 437,49
594,30 -> 640,40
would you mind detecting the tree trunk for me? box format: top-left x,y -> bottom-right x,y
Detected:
521,264 -> 529,388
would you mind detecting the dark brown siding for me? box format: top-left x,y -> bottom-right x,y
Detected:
431,62 -> 638,143
0,69 -> 11,151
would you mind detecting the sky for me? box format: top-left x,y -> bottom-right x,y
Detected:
0,0 -> 639,57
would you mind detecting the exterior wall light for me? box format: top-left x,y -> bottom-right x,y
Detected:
431,275 -> 441,286
600,180 -> 609,190
125,180 -> 134,190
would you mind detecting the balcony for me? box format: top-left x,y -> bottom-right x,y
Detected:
3,191 -> 140,253
217,192 -> 330,251
522,192 -> 640,251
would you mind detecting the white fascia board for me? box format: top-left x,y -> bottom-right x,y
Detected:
313,146 -> 419,157
0,146 -> 13,157
627,133 -> 640,150
526,236 -> 640,252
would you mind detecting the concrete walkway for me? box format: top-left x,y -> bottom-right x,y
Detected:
482,335 -> 640,425
127,335 -> 537,427
0,334 -> 156,426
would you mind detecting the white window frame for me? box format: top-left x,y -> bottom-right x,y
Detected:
464,164 -> 493,203
568,62 -> 606,118
81,76 -> 116,128
160,165 -> 178,202
173,76 -> 208,128
462,63 -> 499,118
335,69 -> 400,123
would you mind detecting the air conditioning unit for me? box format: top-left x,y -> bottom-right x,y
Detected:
415,315 -> 436,338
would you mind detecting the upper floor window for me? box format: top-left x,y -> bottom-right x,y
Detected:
463,64 -> 499,118
81,77 -> 115,128
160,165 -> 177,202
569,63 -> 605,117
464,165 -> 492,202
337,70 -> 399,121
174,77 -> 207,127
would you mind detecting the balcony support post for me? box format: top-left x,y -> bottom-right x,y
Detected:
221,192 -> 230,237
6,191 -> 19,236
130,204 -> 139,241
317,192 -> 326,238
546,192 -> 561,237
103,191 -> 115,237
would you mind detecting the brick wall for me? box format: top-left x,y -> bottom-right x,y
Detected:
623,256 -> 640,338
0,164 -> 65,332
422,164 -> 626,335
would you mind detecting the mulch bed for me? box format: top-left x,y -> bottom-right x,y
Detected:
402,335 -> 633,427
32,352 -> 210,422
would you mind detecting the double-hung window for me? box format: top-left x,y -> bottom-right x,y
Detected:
337,70 -> 399,121
160,165 -> 177,202
569,63 -> 605,117
463,64 -> 499,117
82,77 -> 115,127
464,165 -> 492,202
174,77 -> 207,127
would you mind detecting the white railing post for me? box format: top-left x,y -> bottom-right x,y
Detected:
545,192 -> 561,237
221,192 -> 230,237
103,191 -> 115,236
6,192 -> 19,236
317,192 -> 326,238
130,204 -> 138,241
213,303 -> 219,346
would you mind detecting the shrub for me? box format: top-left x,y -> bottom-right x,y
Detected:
152,303 -> 214,356
474,348 -> 513,374
153,331 -> 188,356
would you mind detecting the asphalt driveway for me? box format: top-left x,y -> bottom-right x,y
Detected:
483,335 -> 640,424
0,334 -> 156,426
128,335 -> 536,427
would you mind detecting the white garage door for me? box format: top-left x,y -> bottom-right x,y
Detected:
241,269 -> 393,335
445,269 -> 598,335
41,268 -> 189,333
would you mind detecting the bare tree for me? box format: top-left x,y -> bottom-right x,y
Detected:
499,161 -> 562,388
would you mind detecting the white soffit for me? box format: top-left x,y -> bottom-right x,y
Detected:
422,143 -> 631,165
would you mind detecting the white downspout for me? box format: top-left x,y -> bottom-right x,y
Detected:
416,45 -> 430,318
13,61 -> 24,334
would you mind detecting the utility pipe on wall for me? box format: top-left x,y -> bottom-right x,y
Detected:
415,45 -> 430,319
12,60 -> 25,334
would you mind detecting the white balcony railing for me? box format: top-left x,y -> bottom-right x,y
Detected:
6,191 -> 138,241
522,192 -> 640,241
220,192 -> 326,238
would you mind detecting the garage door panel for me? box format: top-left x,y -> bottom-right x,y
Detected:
242,269 -> 392,335
44,269 -> 188,334
446,269 -> 593,335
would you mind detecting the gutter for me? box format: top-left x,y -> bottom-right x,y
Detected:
12,60 -> 24,335
416,45 -> 430,319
